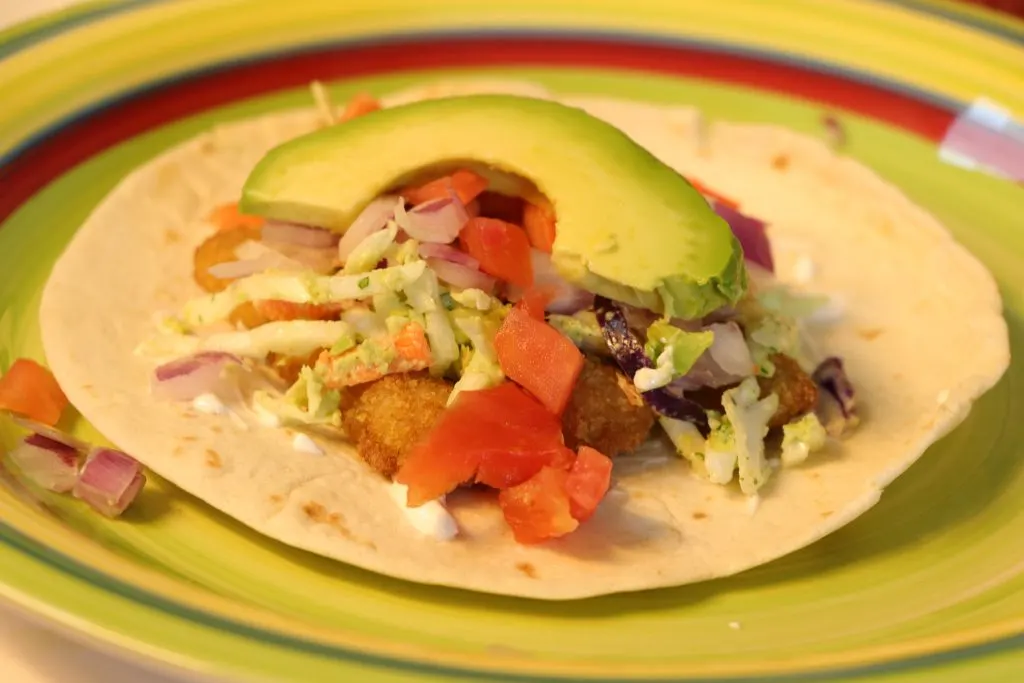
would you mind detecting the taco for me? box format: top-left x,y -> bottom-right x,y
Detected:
15,81 -> 1007,599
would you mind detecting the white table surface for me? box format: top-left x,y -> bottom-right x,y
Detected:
1,2 -> 193,680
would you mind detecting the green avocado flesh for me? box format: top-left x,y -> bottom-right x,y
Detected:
240,94 -> 746,319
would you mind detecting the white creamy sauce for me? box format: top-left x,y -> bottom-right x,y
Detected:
387,483 -> 459,541
746,494 -> 761,516
806,295 -> 846,324
292,433 -> 323,456
791,255 -> 816,284
253,402 -> 282,428
192,393 -> 227,415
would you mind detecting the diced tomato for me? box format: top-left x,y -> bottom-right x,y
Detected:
402,169 -> 489,206
688,178 -> 739,209
564,446 -> 613,522
476,192 -> 525,224
207,202 -> 265,232
0,359 -> 68,427
494,307 -> 583,416
517,286 -> 556,321
395,383 -> 566,505
459,217 -> 534,289
340,92 -> 381,121
498,467 -> 579,544
523,201 -> 557,253
477,445 -> 575,489
254,300 -> 345,321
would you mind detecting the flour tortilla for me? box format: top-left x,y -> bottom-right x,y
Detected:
39,80 -> 1010,599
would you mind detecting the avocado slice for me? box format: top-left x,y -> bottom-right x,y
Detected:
240,95 -> 746,319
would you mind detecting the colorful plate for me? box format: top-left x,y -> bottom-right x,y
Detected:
1,1 -> 1022,681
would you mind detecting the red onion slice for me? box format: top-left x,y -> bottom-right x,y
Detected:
152,352 -> 242,402
426,258 -> 497,293
9,434 -> 81,493
712,201 -> 774,273
397,195 -> 469,244
529,249 -> 594,314
207,251 -> 308,279
706,322 -> 755,377
262,221 -> 339,249
73,448 -> 146,518
10,416 -> 90,451
418,243 -> 480,268
338,195 -> 399,262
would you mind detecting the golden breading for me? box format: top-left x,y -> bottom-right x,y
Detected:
341,373 -> 453,478
562,359 -> 655,456
758,354 -> 819,428
670,354 -> 818,429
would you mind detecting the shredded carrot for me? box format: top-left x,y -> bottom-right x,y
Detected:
688,179 -> 739,209
340,92 -> 381,122
254,300 -> 346,322
393,322 -> 432,364
207,202 -> 265,232
320,323 -> 432,387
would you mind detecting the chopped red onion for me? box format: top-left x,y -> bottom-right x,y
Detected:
10,416 -> 89,451
207,251 -> 308,279
397,195 -> 469,244
706,322 -> 755,377
712,201 -> 774,273
9,434 -> 81,493
529,249 -> 594,314
418,243 -> 480,268
152,352 -> 242,402
262,221 -> 339,249
265,243 -> 338,274
426,258 -> 497,293
73,448 -> 146,518
338,195 -> 399,262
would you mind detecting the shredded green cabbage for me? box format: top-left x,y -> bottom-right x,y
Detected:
343,223 -> 398,274
136,320 -> 353,360
781,412 -> 828,466
179,261 -> 426,328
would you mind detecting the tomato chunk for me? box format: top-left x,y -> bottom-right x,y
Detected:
402,169 -> 489,206
395,383 -> 567,505
494,307 -> 584,416
498,466 -> 579,544
459,218 -> 534,289
564,446 -> 613,522
207,202 -> 265,232
517,286 -> 556,322
523,201 -> 556,253
688,178 -> 739,209
0,359 -> 68,426
340,92 -> 381,121
476,192 -> 525,224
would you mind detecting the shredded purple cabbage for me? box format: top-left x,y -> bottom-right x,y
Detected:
812,357 -> 858,435
594,296 -> 710,435
712,201 -> 774,273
